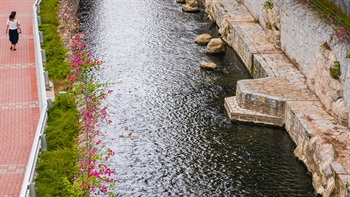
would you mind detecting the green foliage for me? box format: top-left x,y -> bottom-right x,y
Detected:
306,132 -> 312,139
62,177 -> 84,197
35,94 -> 80,196
330,61 -> 341,79
265,22 -> 272,29
346,51 -> 350,58
263,0 -> 274,10
39,0 -> 70,82
46,94 -> 78,150
35,0 -> 80,195
35,148 -> 79,196
307,0 -> 350,40
39,0 -> 60,25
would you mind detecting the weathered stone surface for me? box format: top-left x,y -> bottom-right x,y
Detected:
205,38 -> 226,54
265,29 -> 280,47
252,54 -> 275,78
218,17 -> 281,71
185,0 -> 198,7
236,77 -> 318,117
215,0 -> 255,24
225,96 -> 284,126
323,177 -> 335,197
59,0 -> 80,47
338,175 -> 350,196
204,0 -> 350,195
332,98 -> 349,126
194,34 -> 212,45
200,61 -> 217,69
243,0 -> 350,128
182,0 -> 200,13
286,100 -> 350,196
220,21 -> 256,69
182,4 -> 200,12
262,7 -> 280,31
307,43 -> 349,126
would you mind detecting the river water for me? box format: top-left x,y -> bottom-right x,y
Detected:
78,0 -> 315,196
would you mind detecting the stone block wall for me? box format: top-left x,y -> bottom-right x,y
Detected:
241,0 -> 350,126
204,0 -> 350,194
236,79 -> 286,117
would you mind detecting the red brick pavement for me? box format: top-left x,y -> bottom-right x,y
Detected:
0,1 -> 40,196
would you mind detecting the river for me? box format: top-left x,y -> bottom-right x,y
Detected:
78,0 -> 315,196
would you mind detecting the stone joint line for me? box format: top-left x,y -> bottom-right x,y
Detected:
0,36 -> 34,39
0,64 -> 35,69
0,101 -> 39,110
0,14 -> 32,17
0,164 -> 26,175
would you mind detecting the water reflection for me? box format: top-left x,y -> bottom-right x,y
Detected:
78,0 -> 314,196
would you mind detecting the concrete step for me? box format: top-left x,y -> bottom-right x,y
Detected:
224,96 -> 284,126
235,77 -> 317,117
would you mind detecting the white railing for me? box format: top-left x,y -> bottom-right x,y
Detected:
19,0 -> 48,196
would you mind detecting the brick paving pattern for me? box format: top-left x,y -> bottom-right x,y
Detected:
0,0 -> 39,196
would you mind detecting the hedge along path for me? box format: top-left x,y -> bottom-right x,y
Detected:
0,0 -> 40,196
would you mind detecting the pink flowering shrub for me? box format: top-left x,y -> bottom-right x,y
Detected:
68,33 -> 118,196
333,27 -> 350,42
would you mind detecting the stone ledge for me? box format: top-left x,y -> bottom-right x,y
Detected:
286,100 -> 350,195
209,0 -> 256,23
252,54 -> 275,78
256,53 -> 310,90
212,0 -> 256,23
225,96 -> 284,126
236,77 -> 317,117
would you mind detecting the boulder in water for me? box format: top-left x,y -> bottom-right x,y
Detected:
205,38 -> 226,54
195,34 -> 212,45
185,0 -> 198,7
182,4 -> 200,12
200,61 -> 217,69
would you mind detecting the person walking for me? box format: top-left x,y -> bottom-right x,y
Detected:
5,11 -> 21,51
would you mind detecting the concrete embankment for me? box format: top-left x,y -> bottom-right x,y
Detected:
200,0 -> 350,196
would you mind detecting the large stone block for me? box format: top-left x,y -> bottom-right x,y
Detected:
224,96 -> 284,126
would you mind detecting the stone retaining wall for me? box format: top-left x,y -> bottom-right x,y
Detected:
242,0 -> 350,127
201,0 -> 350,196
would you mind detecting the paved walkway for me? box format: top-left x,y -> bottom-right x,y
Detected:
0,1 -> 39,196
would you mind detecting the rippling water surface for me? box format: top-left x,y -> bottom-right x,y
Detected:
78,0 -> 314,196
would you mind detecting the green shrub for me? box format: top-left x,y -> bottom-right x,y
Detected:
263,0 -> 274,9
35,0 -> 79,195
35,148 -> 79,197
35,93 -> 80,195
39,0 -> 60,25
265,22 -> 272,29
330,61 -> 341,79
39,0 -> 70,82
